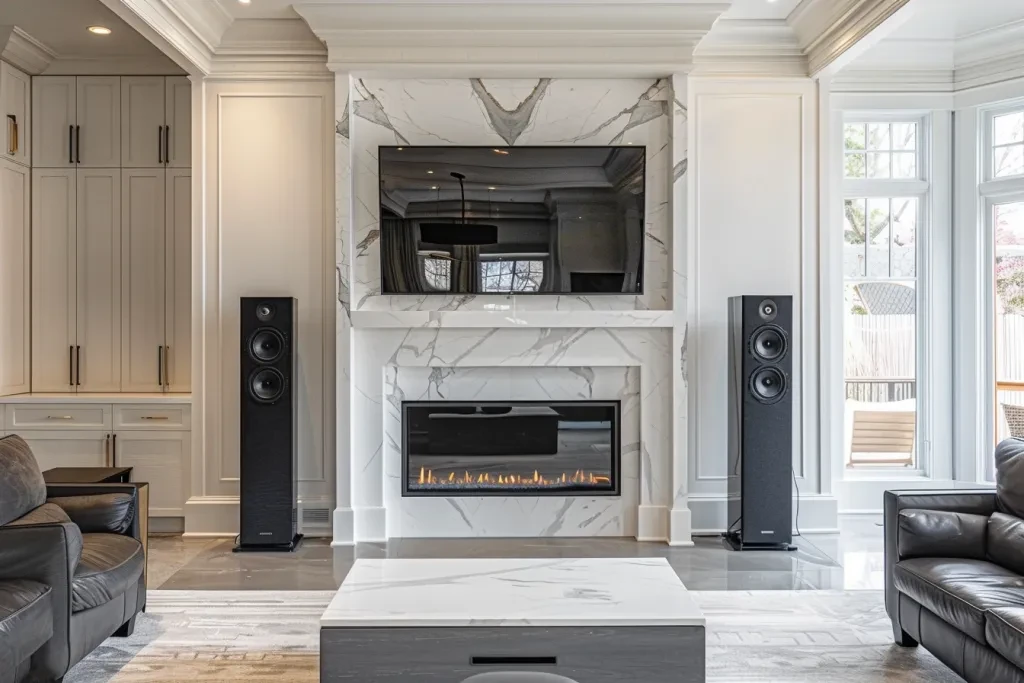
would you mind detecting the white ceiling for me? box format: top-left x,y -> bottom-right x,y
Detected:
721,0 -> 803,20
0,0 -> 172,60
885,0 -> 1024,40
218,0 -> 299,20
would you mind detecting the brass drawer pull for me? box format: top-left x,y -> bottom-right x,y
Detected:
140,416 -> 170,420
47,415 -> 74,420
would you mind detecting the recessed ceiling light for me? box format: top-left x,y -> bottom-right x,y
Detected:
430,186 -> 438,190
238,0 -> 252,5
88,26 -> 111,35
488,186 -> 497,190
426,170 -> 434,174
396,147 -> 404,151
493,149 -> 510,155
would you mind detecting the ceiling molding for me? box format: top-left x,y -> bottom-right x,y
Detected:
294,2 -> 729,76
164,0 -> 234,52
100,0 -> 215,74
0,25 -> 56,74
42,56 -> 183,76
831,68 -> 954,93
694,18 -> 806,76
790,0 -> 913,76
208,19 -> 329,81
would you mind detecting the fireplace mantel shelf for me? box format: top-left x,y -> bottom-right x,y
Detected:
350,309 -> 674,329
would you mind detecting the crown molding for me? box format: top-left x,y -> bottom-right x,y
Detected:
294,2 -> 728,76
164,0 -> 234,52
41,56 -> 184,76
790,0 -> 913,76
207,19 -> 329,81
0,26 -> 56,74
99,0 -> 215,74
831,68 -> 954,93
694,18 -> 806,76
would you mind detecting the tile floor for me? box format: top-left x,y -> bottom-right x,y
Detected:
151,515 -> 885,591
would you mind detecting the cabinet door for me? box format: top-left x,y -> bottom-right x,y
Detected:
19,430 -> 111,471
165,77 -> 191,168
165,169 -> 191,391
0,160 -> 30,395
31,76 -> 75,168
77,168 -> 121,392
76,77 -> 120,168
121,169 -> 165,392
121,77 -> 164,168
0,62 -> 30,166
31,169 -> 77,392
113,431 -> 187,516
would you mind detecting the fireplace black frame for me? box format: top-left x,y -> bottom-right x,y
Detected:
401,400 -> 621,498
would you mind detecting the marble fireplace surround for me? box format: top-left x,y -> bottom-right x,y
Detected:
334,76 -> 690,544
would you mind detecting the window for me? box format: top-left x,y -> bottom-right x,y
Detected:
422,256 -> 451,291
842,118 -> 926,469
844,122 -> 917,179
994,201 -> 1024,464
993,111 -> 1024,179
480,259 -> 544,293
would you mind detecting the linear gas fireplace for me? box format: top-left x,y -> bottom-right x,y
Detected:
402,400 -> 621,497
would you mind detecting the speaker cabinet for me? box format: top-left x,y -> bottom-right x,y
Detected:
235,297 -> 301,552
725,295 -> 796,551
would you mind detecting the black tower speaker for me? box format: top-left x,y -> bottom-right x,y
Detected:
725,295 -> 796,552
234,297 -> 302,552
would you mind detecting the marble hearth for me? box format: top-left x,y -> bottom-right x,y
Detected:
333,76 -> 690,545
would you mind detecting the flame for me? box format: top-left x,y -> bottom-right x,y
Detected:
411,469 -> 613,488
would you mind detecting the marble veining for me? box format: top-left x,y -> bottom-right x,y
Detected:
321,558 -> 705,627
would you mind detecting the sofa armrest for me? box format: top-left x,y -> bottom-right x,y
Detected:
0,523 -> 79,677
46,484 -> 140,542
883,489 -> 998,622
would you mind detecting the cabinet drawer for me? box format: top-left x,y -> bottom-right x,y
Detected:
114,405 -> 190,430
6,404 -> 112,430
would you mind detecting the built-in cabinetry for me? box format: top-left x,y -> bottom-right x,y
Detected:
31,75 -> 191,393
1,61 -> 30,166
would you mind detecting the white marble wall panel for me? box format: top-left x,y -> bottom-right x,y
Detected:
382,367 -> 640,538
350,327 -> 671,541
349,78 -> 672,312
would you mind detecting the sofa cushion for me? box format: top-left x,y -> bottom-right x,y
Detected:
6,503 -> 83,568
0,435 -> 46,526
988,512 -> 1024,575
894,558 -> 1024,643
986,607 -> 1024,672
995,438 -> 1024,519
0,579 -> 53,672
71,534 -> 144,613
899,509 -> 988,560
49,494 -> 134,534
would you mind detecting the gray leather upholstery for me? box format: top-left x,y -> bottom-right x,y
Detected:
72,534 -> 144,612
48,493 -> 135,534
897,509 -> 988,560
885,438 -> 1024,682
0,436 -> 46,526
0,434 -> 147,681
0,581 -> 52,683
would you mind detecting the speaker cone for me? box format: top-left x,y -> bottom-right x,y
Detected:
749,366 -> 786,404
255,302 -> 276,322
750,325 -> 787,362
249,368 -> 285,403
248,328 -> 286,363
758,299 -> 778,322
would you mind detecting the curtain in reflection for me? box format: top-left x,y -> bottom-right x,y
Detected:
451,245 -> 481,293
381,217 -> 427,293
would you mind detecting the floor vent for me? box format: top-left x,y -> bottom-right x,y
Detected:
301,507 -> 331,526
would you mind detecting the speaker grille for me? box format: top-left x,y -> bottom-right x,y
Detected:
249,367 -> 286,403
750,325 -> 787,362
248,328 -> 286,363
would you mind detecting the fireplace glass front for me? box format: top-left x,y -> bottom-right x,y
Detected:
402,401 -> 620,496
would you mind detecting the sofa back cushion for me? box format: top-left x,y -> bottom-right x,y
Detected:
996,438 -> 1024,519
988,512 -> 1024,575
898,509 -> 988,559
0,435 -> 46,526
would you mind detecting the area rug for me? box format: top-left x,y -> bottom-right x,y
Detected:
66,590 -> 963,682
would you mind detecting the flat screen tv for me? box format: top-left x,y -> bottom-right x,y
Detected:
378,146 -> 646,295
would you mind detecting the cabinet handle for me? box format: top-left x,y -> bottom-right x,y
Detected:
75,125 -> 81,163
112,433 -> 117,467
69,125 -> 74,164
46,415 -> 74,420
157,125 -> 163,164
164,345 -> 170,388
76,346 -> 81,386
140,416 -> 169,420
164,125 -> 170,164
69,345 -> 74,386
105,434 -> 110,466
158,345 -> 163,386
6,114 -> 16,155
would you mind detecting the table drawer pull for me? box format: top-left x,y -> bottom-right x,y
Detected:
471,656 -> 558,666
47,415 -> 74,420
140,415 -> 170,420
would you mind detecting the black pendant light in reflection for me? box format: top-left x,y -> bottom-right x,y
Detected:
420,172 -> 499,245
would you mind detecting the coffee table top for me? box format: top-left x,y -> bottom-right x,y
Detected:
320,558 -> 705,628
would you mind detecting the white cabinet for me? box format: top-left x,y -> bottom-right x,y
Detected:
165,169 -> 191,391
121,76 -> 190,168
17,430 -> 111,471
31,168 -> 121,392
0,159 -> 30,396
32,76 -> 119,168
1,61 -> 30,166
112,430 -> 188,516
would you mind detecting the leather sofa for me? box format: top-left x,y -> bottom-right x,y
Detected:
885,437 -> 1024,683
0,580 -> 52,683
0,435 -> 147,682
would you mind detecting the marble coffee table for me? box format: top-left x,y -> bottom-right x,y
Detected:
320,558 -> 705,682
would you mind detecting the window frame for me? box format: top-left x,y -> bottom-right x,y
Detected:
840,111 -> 933,476
983,103 -> 1024,183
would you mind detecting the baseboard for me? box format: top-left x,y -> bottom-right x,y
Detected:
636,505 -> 668,542
688,494 -> 839,535
668,507 -> 694,546
184,496 -> 239,536
354,506 -> 387,543
332,507 -> 355,546
149,516 -> 184,534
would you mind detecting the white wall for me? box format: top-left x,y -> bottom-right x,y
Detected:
187,79 -> 335,535
687,77 -> 837,533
